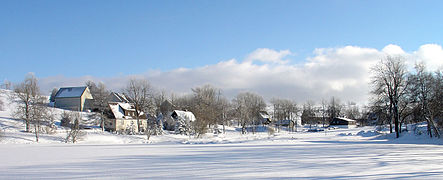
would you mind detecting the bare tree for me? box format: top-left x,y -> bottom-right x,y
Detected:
190,85 -> 218,137
271,98 -> 298,131
371,56 -> 409,138
429,69 -> 443,130
233,92 -> 266,134
215,93 -> 231,134
12,74 -> 52,142
172,93 -> 194,111
2,79 -> 11,90
49,88 -> 58,103
153,90 -> 168,116
301,100 -> 316,125
86,81 -> 110,131
124,78 -> 154,133
320,99 -> 328,127
65,111 -> 84,143
408,63 -> 440,137
327,96 -> 342,121
12,74 -> 40,132
344,101 -> 360,120
145,115 -> 162,140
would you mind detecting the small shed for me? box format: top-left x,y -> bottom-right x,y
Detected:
54,86 -> 93,111
258,111 -> 271,125
329,117 -> 357,128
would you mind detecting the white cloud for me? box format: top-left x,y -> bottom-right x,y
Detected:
38,44 -> 443,105
245,48 -> 291,64
382,44 -> 405,55
413,44 -> 443,71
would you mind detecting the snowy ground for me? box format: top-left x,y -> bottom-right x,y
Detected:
1,129 -> 443,179
1,89 -> 443,179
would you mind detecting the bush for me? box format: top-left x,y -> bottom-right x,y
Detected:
60,111 -> 72,127
0,99 -> 4,111
0,129 -> 4,141
124,121 -> 137,135
268,127 -> 275,136
175,118 -> 191,135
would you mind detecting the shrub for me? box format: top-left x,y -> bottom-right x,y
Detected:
60,111 -> 72,127
0,99 -> 4,111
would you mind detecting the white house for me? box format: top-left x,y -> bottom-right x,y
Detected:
105,102 -> 148,133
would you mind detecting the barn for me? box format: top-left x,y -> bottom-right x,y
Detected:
329,117 -> 357,128
54,86 -> 93,111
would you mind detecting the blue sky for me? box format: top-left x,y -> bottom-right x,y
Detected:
1,1 -> 443,103
1,0 -> 442,82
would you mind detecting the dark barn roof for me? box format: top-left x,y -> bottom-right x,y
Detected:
330,117 -> 357,125
55,86 -> 87,98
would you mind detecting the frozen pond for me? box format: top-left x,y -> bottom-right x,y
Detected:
1,135 -> 443,179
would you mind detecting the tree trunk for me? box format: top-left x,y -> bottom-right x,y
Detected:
34,120 -> 39,142
25,104 -> 30,132
389,103 -> 393,134
427,118 -> 433,138
101,112 -> 105,132
135,105 -> 141,133
394,103 -> 399,138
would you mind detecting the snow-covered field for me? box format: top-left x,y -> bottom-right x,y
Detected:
1,130 -> 443,179
1,89 -> 443,179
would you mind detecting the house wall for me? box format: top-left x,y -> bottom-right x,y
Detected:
104,119 -> 117,131
55,97 -> 81,111
331,125 -> 356,129
106,118 -> 148,133
330,118 -> 357,126
80,89 -> 93,111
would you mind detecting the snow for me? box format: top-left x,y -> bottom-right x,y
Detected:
173,110 -> 196,122
1,89 -> 443,179
109,103 -> 126,119
335,117 -> 356,122
1,129 -> 443,179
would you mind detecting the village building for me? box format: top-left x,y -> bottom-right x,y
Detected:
163,110 -> 196,131
329,117 -> 357,128
171,110 -> 196,122
258,111 -> 272,125
54,86 -> 93,111
108,92 -> 131,103
105,102 -> 149,133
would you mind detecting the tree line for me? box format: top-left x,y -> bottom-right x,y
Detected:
370,56 -> 443,138
3,55 -> 442,141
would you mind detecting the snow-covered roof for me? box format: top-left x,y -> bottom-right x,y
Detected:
172,110 -> 196,122
109,92 -> 131,103
109,103 -> 125,119
259,111 -> 270,119
55,87 -> 87,98
335,117 -> 356,122
109,103 -> 144,119
118,103 -> 134,111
